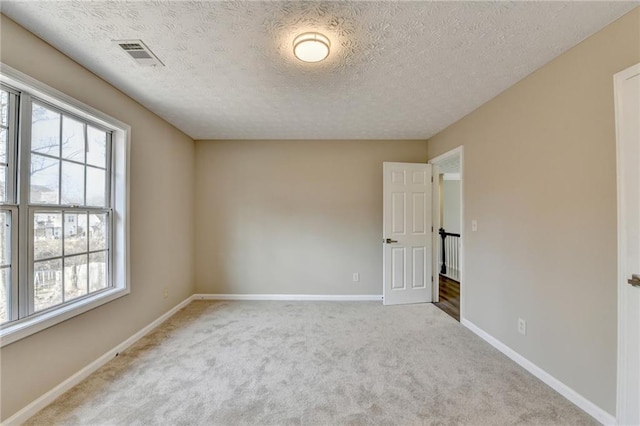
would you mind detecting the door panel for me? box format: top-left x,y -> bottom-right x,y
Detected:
412,247 -> 426,289
391,247 -> 405,290
412,193 -> 426,233
392,193 -> 405,234
383,162 -> 432,305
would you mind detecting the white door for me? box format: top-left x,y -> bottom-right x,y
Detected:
383,162 -> 432,305
615,63 -> 640,426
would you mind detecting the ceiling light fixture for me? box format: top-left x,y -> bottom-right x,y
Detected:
293,32 -> 330,63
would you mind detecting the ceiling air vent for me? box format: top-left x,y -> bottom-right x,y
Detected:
114,40 -> 164,67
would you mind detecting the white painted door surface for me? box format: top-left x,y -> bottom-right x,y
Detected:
383,162 -> 432,305
615,63 -> 640,426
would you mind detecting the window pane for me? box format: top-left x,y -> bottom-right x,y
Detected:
89,213 -> 107,251
87,126 -> 106,168
0,210 -> 10,267
0,166 -> 6,203
34,212 -> 62,260
34,258 -> 62,312
61,161 -> 84,205
64,254 -> 87,301
62,116 -> 85,162
31,104 -> 60,156
0,267 -> 9,324
30,154 -> 59,204
0,127 -> 7,164
86,167 -> 105,206
0,91 -> 8,127
64,212 -> 87,255
89,251 -> 107,292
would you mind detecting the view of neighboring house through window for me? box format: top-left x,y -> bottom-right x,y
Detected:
0,84 -> 113,325
30,102 -> 110,313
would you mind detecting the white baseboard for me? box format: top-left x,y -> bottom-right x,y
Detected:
193,293 -> 383,301
4,295 -> 195,425
461,319 -> 616,426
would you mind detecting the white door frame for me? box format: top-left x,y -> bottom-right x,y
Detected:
428,146 -> 464,320
615,62 -> 640,426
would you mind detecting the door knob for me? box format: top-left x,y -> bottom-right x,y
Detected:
384,238 -> 398,244
628,274 -> 640,287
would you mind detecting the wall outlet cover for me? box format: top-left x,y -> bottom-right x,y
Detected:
518,318 -> 527,335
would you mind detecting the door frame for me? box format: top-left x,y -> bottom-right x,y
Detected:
615,62 -> 640,425
428,146 -> 464,320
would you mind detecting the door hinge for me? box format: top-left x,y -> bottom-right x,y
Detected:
431,276 -> 434,282
431,176 -> 434,183
431,226 -> 433,232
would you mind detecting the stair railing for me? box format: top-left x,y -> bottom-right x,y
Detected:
439,228 -> 460,277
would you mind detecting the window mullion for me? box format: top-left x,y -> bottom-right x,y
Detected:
17,93 -> 32,318
83,124 -> 88,207
58,112 -> 62,205
7,207 -> 19,323
6,92 -> 18,204
85,212 -> 89,294
107,132 -> 113,290
5,92 -> 20,322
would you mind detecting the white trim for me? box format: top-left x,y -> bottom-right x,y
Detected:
3,295 -> 195,425
431,164 -> 441,302
442,173 -> 460,181
429,146 -> 465,320
193,294 -> 383,301
462,318 -> 616,426
0,287 -> 129,347
614,62 -> 640,426
429,146 -> 464,167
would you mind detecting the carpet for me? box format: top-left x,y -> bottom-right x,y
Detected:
25,301 -> 596,425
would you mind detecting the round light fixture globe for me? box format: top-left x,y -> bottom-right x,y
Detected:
293,32 -> 330,63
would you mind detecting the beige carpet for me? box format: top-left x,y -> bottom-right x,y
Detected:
26,301 -> 596,425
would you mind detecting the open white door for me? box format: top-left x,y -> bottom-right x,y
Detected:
615,63 -> 640,426
383,162 -> 432,305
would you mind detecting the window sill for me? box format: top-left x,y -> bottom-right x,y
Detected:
0,287 -> 129,348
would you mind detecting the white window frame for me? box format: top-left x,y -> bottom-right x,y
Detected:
0,83 -> 20,327
0,64 -> 130,347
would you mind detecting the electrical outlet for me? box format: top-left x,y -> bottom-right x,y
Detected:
163,286 -> 169,299
353,273 -> 360,282
518,318 -> 527,335
471,220 -> 478,232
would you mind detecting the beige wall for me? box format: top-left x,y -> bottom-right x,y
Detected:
195,139 -> 427,295
0,15 -> 196,421
427,8 -> 640,415
442,179 -> 461,234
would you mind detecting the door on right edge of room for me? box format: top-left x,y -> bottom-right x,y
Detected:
615,62 -> 640,426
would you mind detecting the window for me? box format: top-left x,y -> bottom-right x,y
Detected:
0,66 -> 129,346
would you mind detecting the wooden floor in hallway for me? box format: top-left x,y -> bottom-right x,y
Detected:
434,274 -> 460,321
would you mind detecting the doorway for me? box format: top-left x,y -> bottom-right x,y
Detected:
429,147 -> 463,321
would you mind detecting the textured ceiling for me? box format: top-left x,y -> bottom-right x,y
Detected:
1,1 -> 637,140
434,155 -> 460,174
